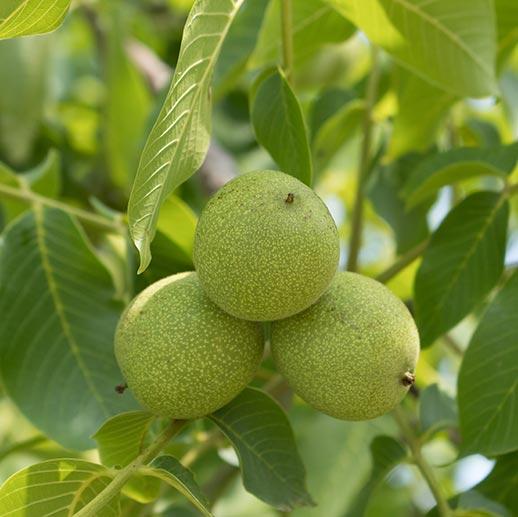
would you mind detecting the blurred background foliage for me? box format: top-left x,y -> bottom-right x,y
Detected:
0,0 -> 517,515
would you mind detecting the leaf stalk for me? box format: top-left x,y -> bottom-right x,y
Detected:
346,45 -> 381,272
74,419 -> 187,516
280,0 -> 294,83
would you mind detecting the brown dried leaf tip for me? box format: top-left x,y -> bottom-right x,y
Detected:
401,371 -> 416,387
285,192 -> 295,204
115,383 -> 128,394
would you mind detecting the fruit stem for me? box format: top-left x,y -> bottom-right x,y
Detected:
0,182 -> 124,233
346,45 -> 381,272
280,0 -> 294,84
393,406 -> 452,517
74,419 -> 187,516
375,239 -> 429,284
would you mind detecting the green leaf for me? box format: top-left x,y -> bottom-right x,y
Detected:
0,0 -> 71,39
0,458 -> 118,516
0,37 -> 49,165
136,196 -> 196,289
414,191 -> 509,347
495,0 -> 518,67
0,150 -> 61,224
403,143 -> 518,209
104,8 -> 151,190
251,69 -> 313,186
210,387 -> 314,511
289,407 -> 392,517
142,455 -> 212,517
128,0 -> 244,273
419,384 -> 457,436
368,153 -> 432,254
458,271 -> 518,456
388,69 -> 456,158
309,88 -> 355,139
92,410 -> 160,505
93,411 -> 155,468
250,0 -> 355,71
326,0 -> 497,97
0,207 -> 138,450
213,0 -> 269,96
347,436 -> 407,517
312,99 -> 365,173
475,451 -> 518,514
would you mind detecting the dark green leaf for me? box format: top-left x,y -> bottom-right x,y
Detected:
0,207 -> 138,450
475,451 -> 518,514
210,387 -> 314,511
309,88 -> 355,139
419,384 -> 457,436
0,459 -> 118,516
0,0 -> 71,39
327,0 -> 497,97
143,455 -> 212,517
347,435 -> 407,517
415,191 -> 509,347
458,271 -> 518,456
403,143 -> 518,209
251,69 -> 313,186
128,0 -> 245,273
369,153 -> 432,254
213,0 -> 269,96
312,99 -> 364,173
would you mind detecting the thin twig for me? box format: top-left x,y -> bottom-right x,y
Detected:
346,46 -> 381,271
375,239 -> 429,284
0,183 -> 124,233
280,0 -> 294,83
74,420 -> 187,517
393,407 -> 452,517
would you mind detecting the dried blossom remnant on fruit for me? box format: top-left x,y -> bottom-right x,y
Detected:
285,192 -> 295,204
115,383 -> 127,394
401,372 -> 416,387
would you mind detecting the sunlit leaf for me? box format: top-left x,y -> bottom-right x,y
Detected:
0,459 -> 118,516
0,207 -> 137,450
389,69 -> 456,158
326,0 -> 497,97
210,387 -> 315,511
128,0 -> 245,273
458,271 -> 518,456
0,0 -> 71,39
251,69 -> 313,186
414,191 -> 509,347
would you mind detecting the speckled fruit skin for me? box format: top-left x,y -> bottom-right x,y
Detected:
193,170 -> 340,321
271,272 -> 420,421
115,272 -> 264,419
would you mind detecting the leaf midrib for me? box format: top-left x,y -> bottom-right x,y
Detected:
133,1 -> 243,250
33,204 -> 109,417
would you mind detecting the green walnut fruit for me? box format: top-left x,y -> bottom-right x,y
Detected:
115,272 -> 264,419
193,170 -> 340,321
271,272 -> 419,421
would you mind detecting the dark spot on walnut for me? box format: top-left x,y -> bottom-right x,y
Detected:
285,193 -> 295,204
401,372 -> 416,387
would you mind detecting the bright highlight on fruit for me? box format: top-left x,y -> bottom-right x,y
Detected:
193,170 -> 340,321
115,272 -> 264,419
271,272 -> 420,421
